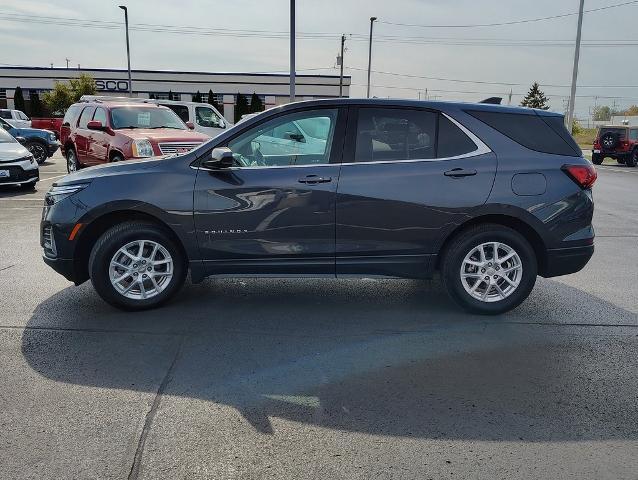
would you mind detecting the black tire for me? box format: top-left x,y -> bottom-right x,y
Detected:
591,154 -> 603,165
626,149 -> 637,168
88,221 -> 187,310
26,141 -> 47,164
441,224 -> 537,315
617,157 -> 626,165
110,153 -> 124,163
66,147 -> 80,173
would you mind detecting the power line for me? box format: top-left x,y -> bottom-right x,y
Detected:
378,0 -> 638,28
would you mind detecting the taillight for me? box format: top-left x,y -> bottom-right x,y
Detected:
562,164 -> 597,189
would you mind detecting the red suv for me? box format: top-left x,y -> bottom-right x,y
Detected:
592,125 -> 638,167
60,100 -> 210,172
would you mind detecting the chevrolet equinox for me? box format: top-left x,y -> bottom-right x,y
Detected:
41,99 -> 596,314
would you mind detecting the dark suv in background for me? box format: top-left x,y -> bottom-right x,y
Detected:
592,125 -> 638,166
41,99 -> 595,314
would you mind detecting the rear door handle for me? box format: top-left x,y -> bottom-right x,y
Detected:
298,174 -> 332,184
444,168 -> 477,178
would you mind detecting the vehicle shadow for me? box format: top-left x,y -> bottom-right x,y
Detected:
21,277 -> 638,441
0,185 -> 40,197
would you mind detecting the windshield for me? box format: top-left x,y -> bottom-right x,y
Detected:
110,107 -> 186,130
0,127 -> 17,143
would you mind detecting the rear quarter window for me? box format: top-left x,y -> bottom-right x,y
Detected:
599,128 -> 627,141
467,110 -> 580,156
63,105 -> 82,126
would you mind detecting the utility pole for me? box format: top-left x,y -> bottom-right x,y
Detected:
567,0 -> 584,133
367,16 -> 377,98
65,58 -> 69,69
290,0 -> 296,102
119,5 -> 133,96
50,63 -> 53,69
508,88 -> 513,105
338,34 -> 346,98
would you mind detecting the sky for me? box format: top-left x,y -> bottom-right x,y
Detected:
1,0 -> 637,122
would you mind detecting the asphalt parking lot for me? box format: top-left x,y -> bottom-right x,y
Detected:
1,153 -> 637,479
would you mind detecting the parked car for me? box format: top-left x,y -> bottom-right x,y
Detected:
31,117 -> 63,139
0,126 -> 39,189
0,108 -> 31,128
152,99 -> 230,137
592,125 -> 638,167
60,99 -> 210,173
41,99 -> 596,314
0,117 -> 60,164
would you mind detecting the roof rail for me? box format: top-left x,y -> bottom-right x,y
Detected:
79,95 -> 152,103
479,97 -> 502,105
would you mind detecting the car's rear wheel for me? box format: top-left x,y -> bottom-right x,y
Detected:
110,153 -> 124,163
591,154 -> 603,165
66,148 -> 79,173
26,141 -> 47,164
626,149 -> 637,167
89,222 -> 187,310
441,224 -> 537,315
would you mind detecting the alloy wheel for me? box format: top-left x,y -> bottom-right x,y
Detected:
109,239 -> 174,300
460,241 -> 523,303
28,143 -> 46,163
67,151 -> 77,172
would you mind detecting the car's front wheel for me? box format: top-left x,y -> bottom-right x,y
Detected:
441,224 -> 537,315
66,148 -> 80,173
89,222 -> 187,310
26,141 -> 47,164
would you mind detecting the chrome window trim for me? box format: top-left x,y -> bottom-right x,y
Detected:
194,111 -> 491,172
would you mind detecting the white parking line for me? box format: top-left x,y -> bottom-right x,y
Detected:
597,165 -> 638,175
38,174 -> 67,183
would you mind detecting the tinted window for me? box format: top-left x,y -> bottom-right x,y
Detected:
164,104 -> 189,123
195,106 -> 224,128
437,115 -> 477,157
468,110 -> 580,156
92,107 -> 107,126
227,108 -> 338,167
78,106 -> 96,129
0,110 -> 11,119
542,115 -> 582,155
600,128 -> 627,141
354,108 -> 436,162
630,129 -> 638,141
63,105 -> 82,126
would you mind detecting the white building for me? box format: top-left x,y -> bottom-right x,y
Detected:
0,66 -> 351,120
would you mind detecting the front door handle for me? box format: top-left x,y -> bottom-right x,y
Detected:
444,168 -> 477,178
298,174 -> 332,184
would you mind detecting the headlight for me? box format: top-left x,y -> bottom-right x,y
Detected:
131,139 -> 154,157
45,183 -> 89,205
48,131 -> 57,141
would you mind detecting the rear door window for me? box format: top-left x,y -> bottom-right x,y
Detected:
354,108 -> 437,162
163,104 -> 190,123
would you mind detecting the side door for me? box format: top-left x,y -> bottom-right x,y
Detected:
193,107 -> 346,276
336,106 -> 497,278
87,107 -> 110,165
75,106 -> 95,163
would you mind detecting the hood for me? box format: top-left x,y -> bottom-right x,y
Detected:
54,156 -> 175,186
116,128 -> 210,142
9,126 -> 52,137
0,142 -> 30,162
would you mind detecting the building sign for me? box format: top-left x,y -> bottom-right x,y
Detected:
95,79 -> 130,92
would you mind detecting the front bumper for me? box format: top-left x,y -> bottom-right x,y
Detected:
47,141 -> 60,157
0,157 -> 39,185
42,255 -> 76,282
542,244 -> 594,278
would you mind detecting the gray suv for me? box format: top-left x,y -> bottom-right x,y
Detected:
41,99 -> 596,314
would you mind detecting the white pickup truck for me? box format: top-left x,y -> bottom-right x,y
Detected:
0,109 -> 32,129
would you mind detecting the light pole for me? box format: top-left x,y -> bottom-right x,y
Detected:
366,17 -> 377,98
290,0 -> 296,103
338,34 -> 346,97
567,0 -> 584,133
119,5 -> 133,96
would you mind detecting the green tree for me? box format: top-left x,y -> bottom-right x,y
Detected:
192,90 -> 202,102
13,86 -> 25,113
235,93 -> 249,122
623,105 -> 638,116
207,89 -> 223,113
30,90 -> 43,117
249,92 -> 264,113
592,105 -> 612,121
42,74 -> 96,114
571,118 -> 583,135
520,82 -> 550,110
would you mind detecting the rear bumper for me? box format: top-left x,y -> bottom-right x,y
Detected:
542,244 -> 594,278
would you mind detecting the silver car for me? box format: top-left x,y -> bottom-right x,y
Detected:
0,127 -> 39,189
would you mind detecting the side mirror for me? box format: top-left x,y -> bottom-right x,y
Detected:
87,120 -> 104,130
186,121 -> 195,130
202,147 -> 234,169
15,136 -> 27,145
